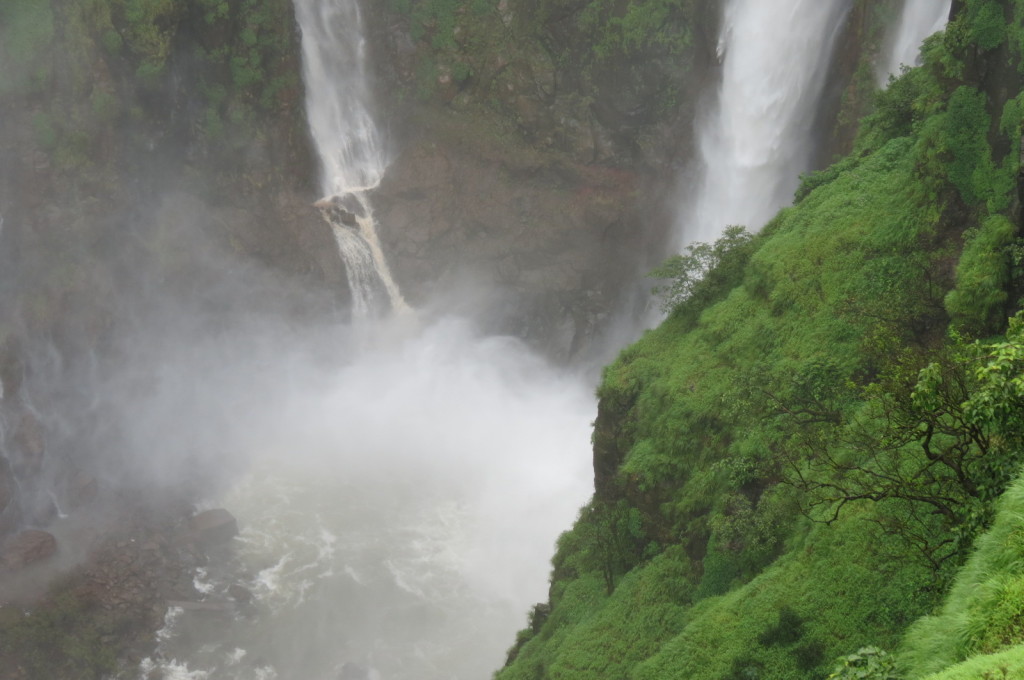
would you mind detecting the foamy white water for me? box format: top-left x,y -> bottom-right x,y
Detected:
681,0 -> 850,245
142,318 -> 594,680
877,0 -> 951,84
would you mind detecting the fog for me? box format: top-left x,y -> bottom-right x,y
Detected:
129,306 -> 595,679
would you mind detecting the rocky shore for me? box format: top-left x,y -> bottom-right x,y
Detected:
0,496 -> 239,679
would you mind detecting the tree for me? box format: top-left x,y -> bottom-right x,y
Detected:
650,225 -> 754,315
781,314 -> 1024,568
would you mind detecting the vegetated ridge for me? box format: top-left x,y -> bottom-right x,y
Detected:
498,1 -> 1024,678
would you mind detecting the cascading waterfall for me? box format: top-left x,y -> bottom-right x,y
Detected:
294,0 -> 407,314
136,2 -> 594,679
680,0 -> 850,245
877,0 -> 952,84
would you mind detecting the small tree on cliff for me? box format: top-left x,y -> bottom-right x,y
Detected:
650,225 -> 754,316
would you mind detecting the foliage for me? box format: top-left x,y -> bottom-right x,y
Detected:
854,62 -> 943,155
780,322 -> 1024,568
902,476 -> 1024,677
0,580 -> 119,678
945,216 -> 1020,335
390,0 -> 492,49
576,0 -> 694,60
0,0 -> 54,96
828,646 -> 902,680
650,225 -> 755,316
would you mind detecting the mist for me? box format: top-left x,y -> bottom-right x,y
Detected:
119,298 -> 595,679
0,192 -> 595,677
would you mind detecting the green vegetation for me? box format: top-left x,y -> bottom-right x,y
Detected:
0,578 -> 119,679
0,0 -> 54,96
575,0 -> 694,60
499,3 -> 1024,679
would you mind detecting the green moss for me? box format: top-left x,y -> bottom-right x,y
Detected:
945,215 -> 1018,334
0,0 -> 54,96
0,579 -> 119,678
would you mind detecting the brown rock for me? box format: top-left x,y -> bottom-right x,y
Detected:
188,509 -> 238,546
67,471 -> 99,509
0,457 -> 13,516
11,411 -> 44,475
1,530 -> 57,570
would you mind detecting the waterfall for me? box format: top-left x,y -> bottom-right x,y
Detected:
680,0 -> 850,245
877,0 -> 952,84
134,4 -> 595,678
293,0 -> 407,314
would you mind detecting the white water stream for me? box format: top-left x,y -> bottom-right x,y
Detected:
877,0 -> 952,84
680,0 -> 851,245
294,0 -> 406,315
139,320 -> 593,680
137,2 -> 593,679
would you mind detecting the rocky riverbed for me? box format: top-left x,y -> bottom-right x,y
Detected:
0,495 -> 239,679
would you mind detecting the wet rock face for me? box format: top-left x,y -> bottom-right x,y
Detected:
0,459 -> 13,518
65,470 -> 99,511
372,127 -> 671,359
188,508 -> 239,546
10,410 -> 44,478
1,529 -> 57,571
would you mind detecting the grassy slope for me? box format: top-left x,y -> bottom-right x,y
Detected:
498,2 -> 1024,679
907,477 -> 1024,678
501,130 -> 944,680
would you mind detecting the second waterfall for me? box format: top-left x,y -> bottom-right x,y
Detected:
681,0 -> 850,245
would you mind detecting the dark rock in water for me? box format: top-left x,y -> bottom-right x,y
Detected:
1,529 -> 57,570
188,509 -> 238,545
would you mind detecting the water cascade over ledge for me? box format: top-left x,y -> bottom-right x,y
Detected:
877,0 -> 952,84
133,1 -> 595,678
293,0 -> 406,315
680,0 -> 850,245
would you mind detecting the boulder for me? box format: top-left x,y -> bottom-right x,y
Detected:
66,470 -> 99,509
11,410 -> 45,476
0,457 -> 13,516
188,509 -> 238,546
1,529 -> 57,570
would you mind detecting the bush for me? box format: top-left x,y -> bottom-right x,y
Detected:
827,646 -> 901,680
650,225 -> 755,317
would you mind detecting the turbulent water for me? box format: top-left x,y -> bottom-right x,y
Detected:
878,0 -> 952,84
141,319 -> 593,680
138,2 -> 594,678
680,0 -> 851,245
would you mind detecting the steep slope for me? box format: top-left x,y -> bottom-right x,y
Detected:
498,1 -> 1024,678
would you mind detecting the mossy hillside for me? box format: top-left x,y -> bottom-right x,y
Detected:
500,2 -> 1024,678
498,120 -> 952,680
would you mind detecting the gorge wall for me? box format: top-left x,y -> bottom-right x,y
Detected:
0,0 -> 998,677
